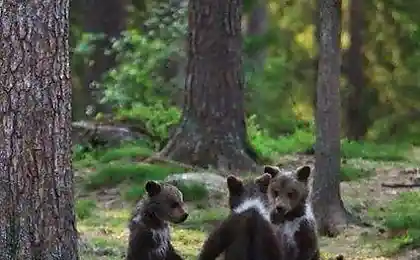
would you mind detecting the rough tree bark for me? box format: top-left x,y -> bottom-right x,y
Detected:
344,0 -> 369,141
82,0 -> 128,115
0,1 -> 78,259
158,0 -> 258,173
311,0 -> 349,236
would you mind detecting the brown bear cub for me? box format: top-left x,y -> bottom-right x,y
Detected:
264,165 -> 320,260
198,173 -> 284,260
126,180 -> 188,260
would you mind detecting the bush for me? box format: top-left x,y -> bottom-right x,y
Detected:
115,102 -> 181,145
99,145 -> 153,163
341,140 -> 408,161
340,165 -> 373,182
373,191 -> 420,250
248,115 -> 314,161
84,163 -> 186,190
75,199 -> 97,220
176,183 -> 209,202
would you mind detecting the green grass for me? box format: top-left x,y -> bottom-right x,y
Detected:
77,206 -> 211,260
77,205 -> 337,260
176,182 -> 209,202
341,140 -> 408,161
250,129 -> 314,161
75,199 -> 97,220
98,145 -> 153,163
84,162 -> 186,191
340,165 -> 373,182
370,191 -> 420,253
120,181 -> 209,202
249,127 -> 409,162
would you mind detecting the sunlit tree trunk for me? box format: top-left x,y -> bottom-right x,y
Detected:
0,0 -> 78,258
158,0 -> 258,173
312,0 -> 349,236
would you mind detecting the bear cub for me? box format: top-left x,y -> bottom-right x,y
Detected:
126,180 -> 188,260
198,173 -> 284,260
264,165 -> 320,260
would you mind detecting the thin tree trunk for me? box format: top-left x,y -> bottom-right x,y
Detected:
344,0 -> 368,140
158,0 -> 258,173
82,0 -> 128,115
0,1 -> 78,259
246,0 -> 268,72
312,0 -> 349,237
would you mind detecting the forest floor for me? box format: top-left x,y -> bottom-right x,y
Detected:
74,145 -> 420,260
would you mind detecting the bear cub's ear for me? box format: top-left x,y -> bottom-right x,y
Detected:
227,175 -> 244,195
255,173 -> 272,193
296,166 -> 311,183
145,180 -> 162,197
263,165 -> 280,178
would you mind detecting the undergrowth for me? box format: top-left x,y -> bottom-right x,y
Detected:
340,165 -> 374,182
370,191 -> 420,254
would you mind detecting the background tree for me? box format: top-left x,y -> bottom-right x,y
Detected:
343,0 -> 376,141
0,1 -> 78,258
82,0 -> 128,115
245,0 -> 269,73
311,0 -> 349,236
157,0 -> 258,173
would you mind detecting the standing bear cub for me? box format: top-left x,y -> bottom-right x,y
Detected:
198,173 -> 284,260
264,165 -> 320,260
126,180 -> 188,260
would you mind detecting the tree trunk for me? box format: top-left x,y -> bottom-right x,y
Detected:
246,0 -> 268,72
158,0 -> 258,173
0,1 -> 78,259
312,0 -> 349,237
82,0 -> 128,115
344,0 -> 368,141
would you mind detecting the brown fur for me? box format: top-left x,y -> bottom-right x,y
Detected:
198,174 -> 284,260
126,181 -> 188,260
264,165 -> 320,260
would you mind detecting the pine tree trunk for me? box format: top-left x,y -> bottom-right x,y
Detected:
312,0 -> 349,237
246,0 -> 268,72
344,0 -> 369,141
82,0 -> 128,115
158,0 -> 258,173
0,1 -> 78,259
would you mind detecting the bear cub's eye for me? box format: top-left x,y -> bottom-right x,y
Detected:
170,201 -> 179,209
272,190 -> 279,197
287,190 -> 297,199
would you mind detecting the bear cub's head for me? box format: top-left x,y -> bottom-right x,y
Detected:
264,165 -> 311,224
144,180 -> 189,224
226,173 -> 272,211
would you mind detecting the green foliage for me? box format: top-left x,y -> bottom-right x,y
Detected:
123,185 -> 147,202
75,199 -> 97,220
100,1 -> 187,110
341,141 -> 408,161
116,102 -> 181,144
101,30 -> 175,107
245,53 -> 313,135
373,192 -> 420,250
99,145 -> 153,163
122,181 -> 209,203
247,115 -> 314,161
383,192 -> 420,230
340,165 -> 373,182
176,183 -> 209,202
84,163 -> 186,190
